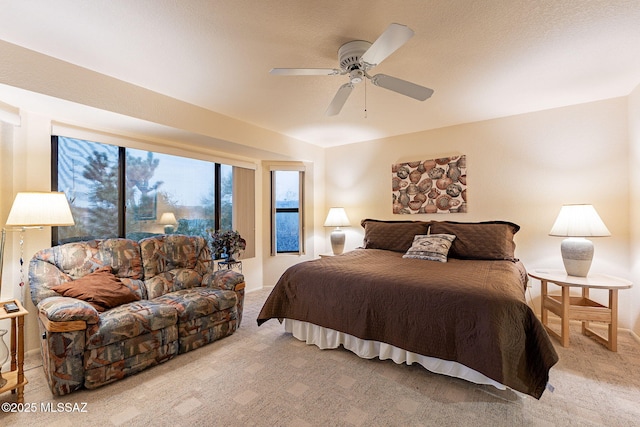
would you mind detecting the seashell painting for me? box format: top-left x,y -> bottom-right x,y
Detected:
392,155 -> 467,214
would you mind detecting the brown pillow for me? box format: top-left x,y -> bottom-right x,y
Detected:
52,266 -> 140,312
361,219 -> 430,253
428,221 -> 520,261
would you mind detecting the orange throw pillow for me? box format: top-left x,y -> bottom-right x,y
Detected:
52,266 -> 140,312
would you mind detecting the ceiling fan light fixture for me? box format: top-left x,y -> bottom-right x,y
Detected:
349,69 -> 365,84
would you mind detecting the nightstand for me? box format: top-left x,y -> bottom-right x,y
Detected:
528,269 -> 632,351
0,299 -> 28,403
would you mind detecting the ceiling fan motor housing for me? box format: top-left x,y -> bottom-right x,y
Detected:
338,40 -> 371,71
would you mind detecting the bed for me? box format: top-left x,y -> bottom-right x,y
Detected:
257,219 -> 559,399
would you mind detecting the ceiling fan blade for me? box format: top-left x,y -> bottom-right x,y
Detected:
361,23 -> 414,67
270,68 -> 341,76
325,83 -> 354,116
370,74 -> 434,101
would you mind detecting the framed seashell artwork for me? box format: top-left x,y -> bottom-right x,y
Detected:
392,155 -> 467,214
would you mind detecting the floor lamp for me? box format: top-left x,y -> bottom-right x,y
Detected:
0,192 -> 74,386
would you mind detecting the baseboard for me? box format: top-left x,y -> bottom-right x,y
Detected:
26,348 -> 41,358
628,328 -> 640,344
248,286 -> 273,294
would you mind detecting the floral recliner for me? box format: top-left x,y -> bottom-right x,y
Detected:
29,234 -> 245,396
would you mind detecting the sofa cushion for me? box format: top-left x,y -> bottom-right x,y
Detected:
153,288 -> 237,323
139,235 -> 211,280
202,269 -> 246,290
54,239 -> 143,280
51,266 -> 141,312
29,238 -> 144,306
144,269 -> 203,300
85,300 -> 178,349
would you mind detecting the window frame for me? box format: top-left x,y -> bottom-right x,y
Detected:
51,135 -> 228,246
270,168 -> 305,255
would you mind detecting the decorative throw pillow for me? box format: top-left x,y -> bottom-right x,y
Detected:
402,234 -> 456,262
51,266 -> 141,312
361,219 -> 430,253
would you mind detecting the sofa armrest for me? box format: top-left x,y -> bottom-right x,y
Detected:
202,269 -> 245,291
38,296 -> 100,331
202,269 -> 245,327
36,296 -> 96,396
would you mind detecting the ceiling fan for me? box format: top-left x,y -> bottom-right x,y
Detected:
270,23 -> 434,116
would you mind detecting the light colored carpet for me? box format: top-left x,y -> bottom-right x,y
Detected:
2,287 -> 639,427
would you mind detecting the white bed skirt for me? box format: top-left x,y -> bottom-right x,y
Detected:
284,319 -> 506,391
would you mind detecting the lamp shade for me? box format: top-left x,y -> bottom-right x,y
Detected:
323,207 -> 351,228
159,212 -> 178,225
5,192 -> 75,227
549,204 -> 610,237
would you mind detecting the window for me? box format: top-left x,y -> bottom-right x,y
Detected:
52,136 -> 235,246
271,169 -> 304,254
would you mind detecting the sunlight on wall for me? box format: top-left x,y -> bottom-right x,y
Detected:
287,123 -> 384,148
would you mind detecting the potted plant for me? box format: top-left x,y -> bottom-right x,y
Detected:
208,229 -> 246,261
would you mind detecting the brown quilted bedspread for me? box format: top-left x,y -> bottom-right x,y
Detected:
257,249 -> 558,399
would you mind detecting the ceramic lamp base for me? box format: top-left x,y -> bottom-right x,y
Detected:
330,229 -> 346,255
561,237 -> 594,277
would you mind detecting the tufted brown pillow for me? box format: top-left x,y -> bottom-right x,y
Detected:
428,221 -> 520,261
361,219 -> 430,253
52,266 -> 140,312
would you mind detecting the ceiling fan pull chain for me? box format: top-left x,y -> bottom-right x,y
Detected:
364,78 -> 368,119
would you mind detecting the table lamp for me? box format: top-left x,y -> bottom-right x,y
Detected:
323,207 -> 351,255
549,204 -> 610,277
159,212 -> 178,234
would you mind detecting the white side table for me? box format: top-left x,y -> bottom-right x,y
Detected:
528,269 -> 632,351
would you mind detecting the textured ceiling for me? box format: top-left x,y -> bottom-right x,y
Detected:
1,0 -> 639,147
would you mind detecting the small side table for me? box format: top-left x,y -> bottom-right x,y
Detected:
528,269 -> 632,351
0,299 -> 28,403
217,260 -> 242,273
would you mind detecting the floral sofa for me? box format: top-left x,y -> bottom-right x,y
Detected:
29,234 -> 245,396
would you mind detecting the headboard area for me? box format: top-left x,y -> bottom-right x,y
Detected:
360,219 -> 520,261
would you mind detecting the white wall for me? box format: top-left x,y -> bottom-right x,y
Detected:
325,97 -> 638,334
629,83 -> 640,335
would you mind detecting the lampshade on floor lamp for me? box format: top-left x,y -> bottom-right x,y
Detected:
549,204 -> 610,277
324,207 -> 351,255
